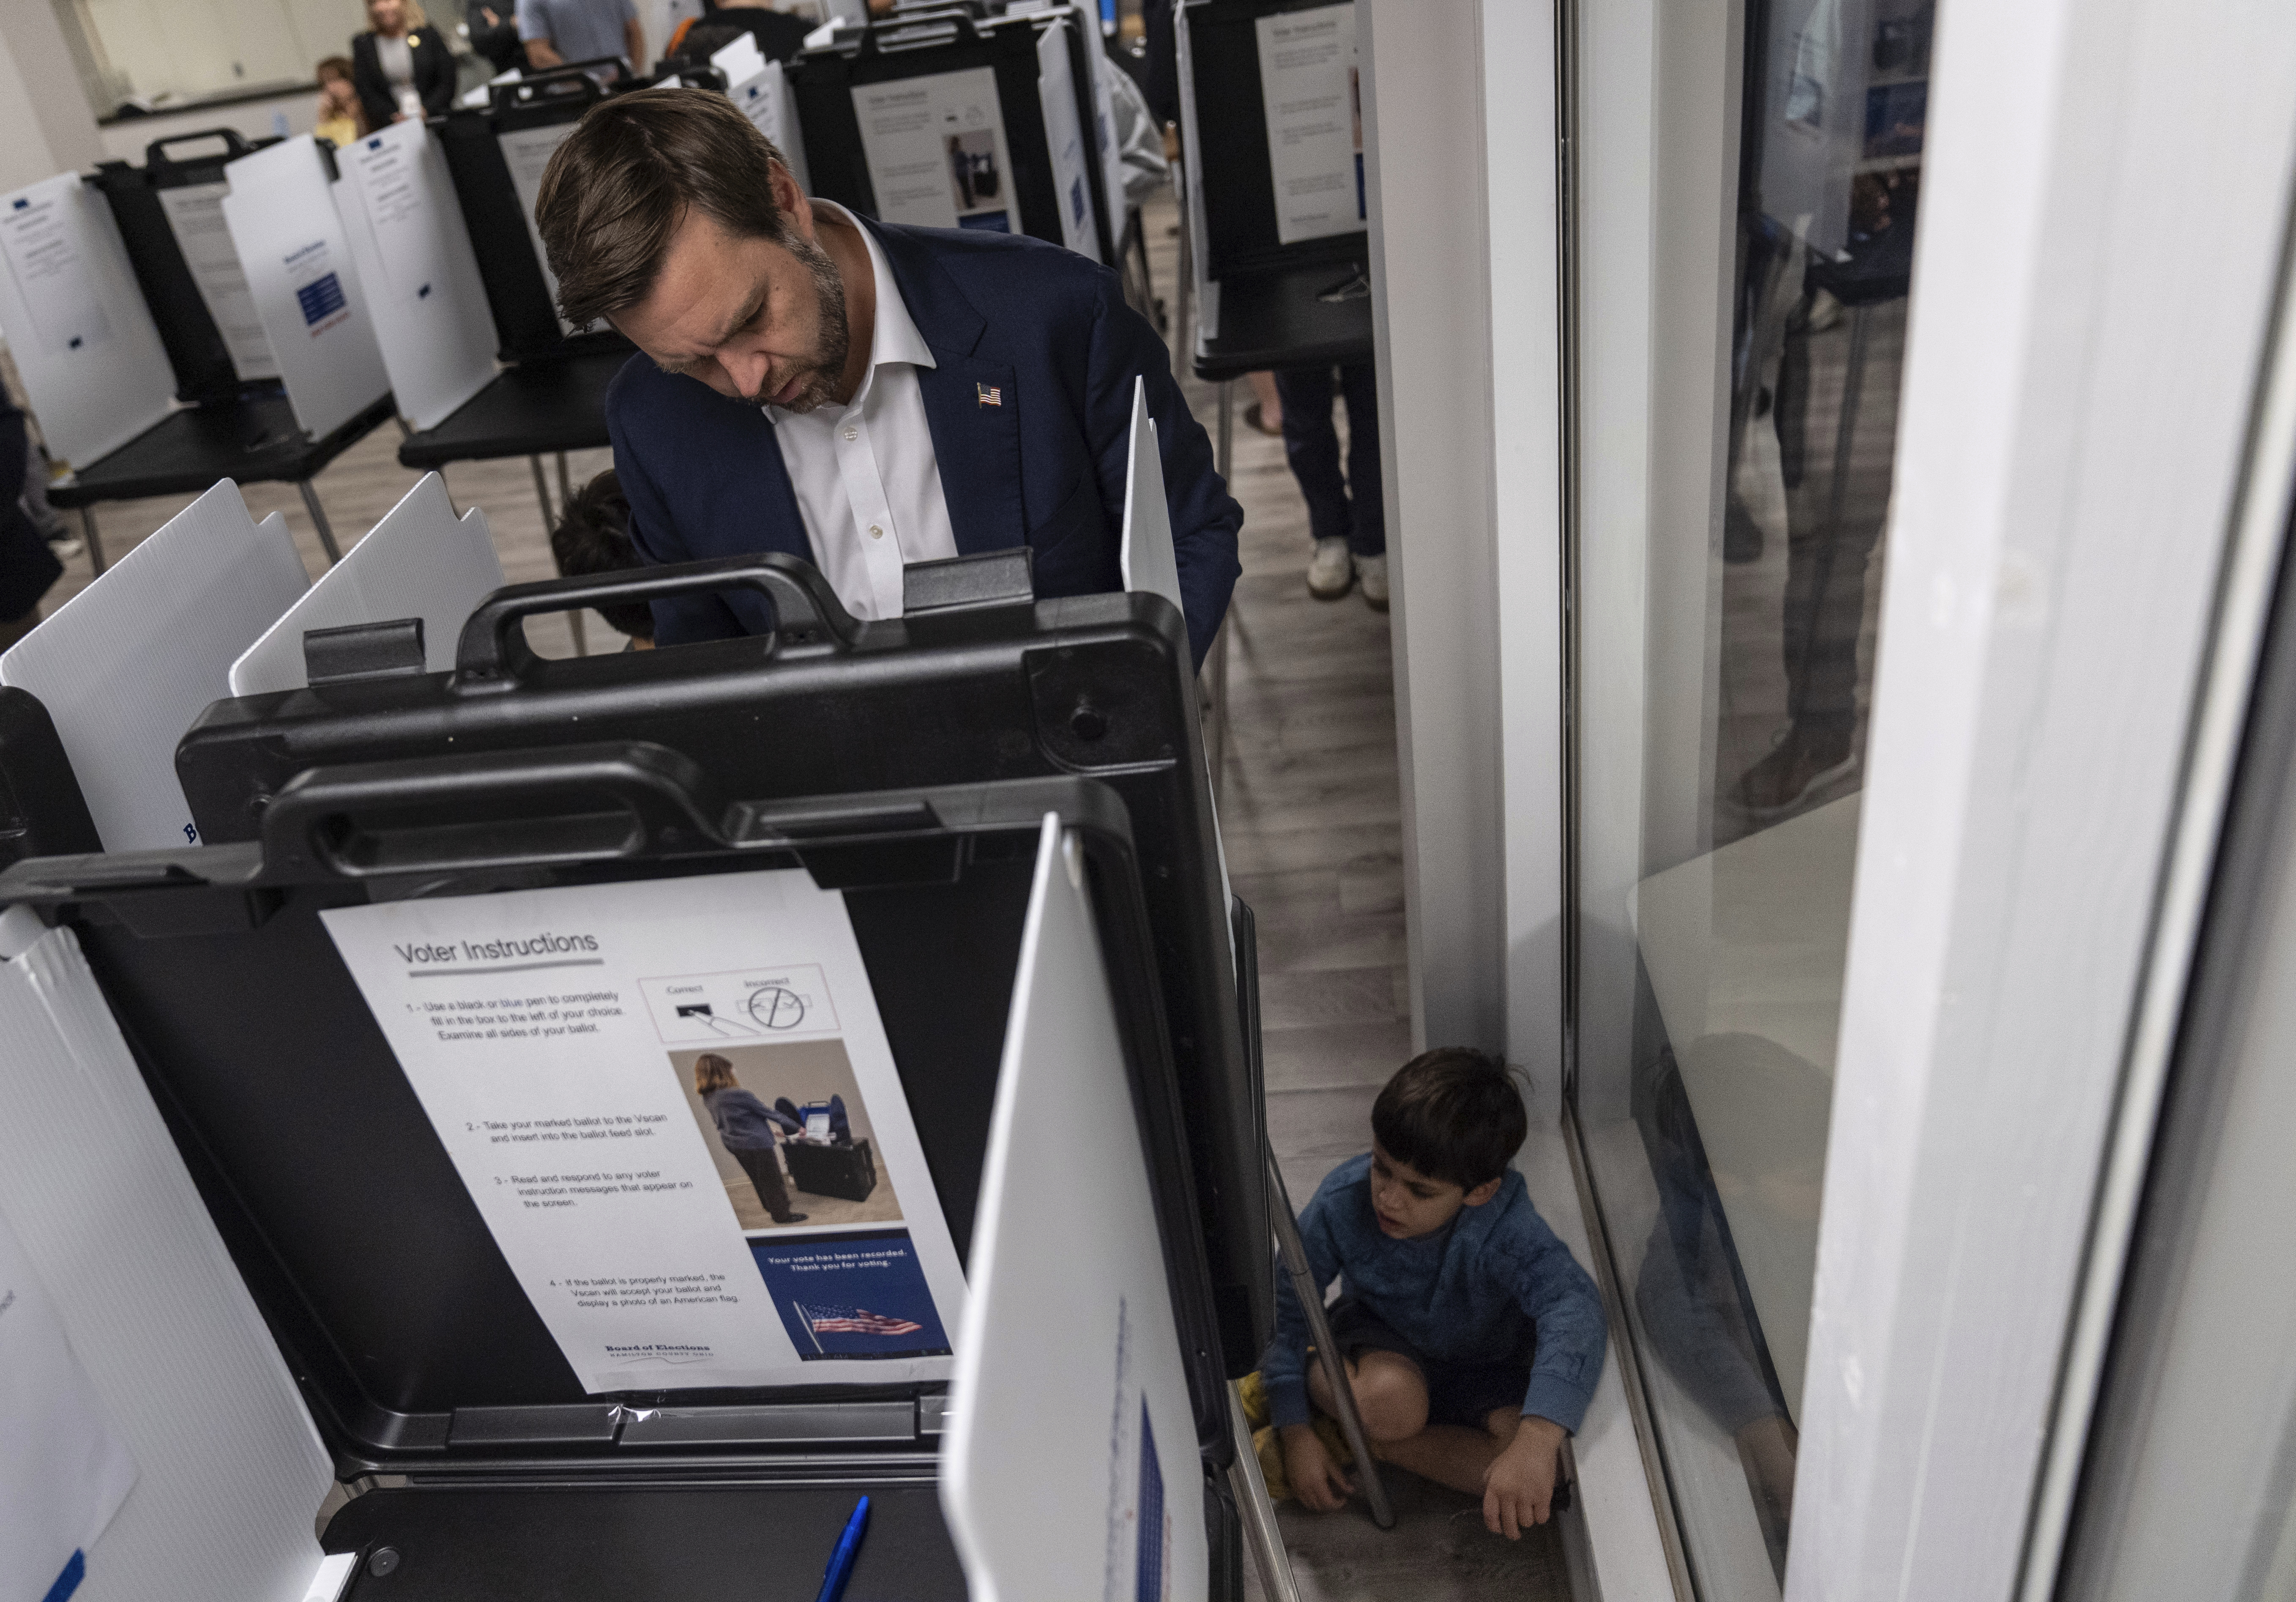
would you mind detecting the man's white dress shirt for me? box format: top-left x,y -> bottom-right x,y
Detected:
766,200 -> 958,621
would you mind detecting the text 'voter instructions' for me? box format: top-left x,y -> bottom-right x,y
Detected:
321,869 -> 966,1392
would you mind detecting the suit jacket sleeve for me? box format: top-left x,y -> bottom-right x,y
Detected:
1085,269 -> 1242,670
416,32 -> 457,115
606,388 -> 746,645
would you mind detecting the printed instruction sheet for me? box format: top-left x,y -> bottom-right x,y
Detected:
0,187 -> 113,357
1254,3 -> 1364,246
497,123 -> 589,332
156,182 -> 282,380
321,868 -> 965,1392
853,68 -> 1015,233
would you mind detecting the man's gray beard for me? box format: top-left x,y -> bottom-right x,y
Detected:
741,227 -> 852,411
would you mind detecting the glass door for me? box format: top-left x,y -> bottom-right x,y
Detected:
1567,0 -> 1934,1592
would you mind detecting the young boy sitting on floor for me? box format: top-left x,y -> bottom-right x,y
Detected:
1249,1047 -> 1607,1539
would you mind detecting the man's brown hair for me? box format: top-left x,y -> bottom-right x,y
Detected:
534,88 -> 790,328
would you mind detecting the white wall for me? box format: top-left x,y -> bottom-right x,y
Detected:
0,0 -> 105,193
1360,0 -> 1506,1058
1481,0 -> 1568,1106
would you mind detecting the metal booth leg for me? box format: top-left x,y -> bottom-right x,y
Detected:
529,455 -> 556,529
555,451 -> 573,510
296,481 -> 343,565
1267,1143 -> 1397,1529
79,507 -> 107,577
1228,1381 -> 1303,1602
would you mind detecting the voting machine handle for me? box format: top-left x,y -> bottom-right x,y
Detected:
492,58 -> 626,115
859,9 -> 987,55
260,739 -> 733,877
453,553 -> 861,689
144,127 -> 259,176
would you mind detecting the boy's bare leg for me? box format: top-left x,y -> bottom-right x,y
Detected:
1305,1349 -> 1430,1442
1369,1407 -> 1525,1498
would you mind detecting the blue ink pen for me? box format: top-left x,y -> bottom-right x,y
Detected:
815,1494 -> 870,1602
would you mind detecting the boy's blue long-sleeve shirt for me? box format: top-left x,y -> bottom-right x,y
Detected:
1262,1153 -> 1608,1434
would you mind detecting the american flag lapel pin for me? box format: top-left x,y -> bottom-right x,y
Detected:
976,382 -> 1002,408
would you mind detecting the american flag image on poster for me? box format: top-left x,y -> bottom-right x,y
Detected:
801,1304 -> 925,1339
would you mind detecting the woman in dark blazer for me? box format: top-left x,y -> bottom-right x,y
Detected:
350,0 -> 457,130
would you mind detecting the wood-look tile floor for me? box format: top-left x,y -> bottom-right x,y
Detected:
18,183 -> 1567,1601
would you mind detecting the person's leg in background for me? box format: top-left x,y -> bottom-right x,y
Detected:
1337,360 -> 1386,611
1275,364 -> 1356,599
733,1144 -> 805,1225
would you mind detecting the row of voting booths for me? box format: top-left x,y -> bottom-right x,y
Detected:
0,0 -> 1144,592
0,477 -> 1287,1602
0,7 -> 1411,1597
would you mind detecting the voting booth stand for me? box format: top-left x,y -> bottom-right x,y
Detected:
791,5 -> 1114,266
0,544 -> 1296,1601
36,133 -> 400,570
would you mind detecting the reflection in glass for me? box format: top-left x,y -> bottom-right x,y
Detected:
1572,0 -> 1932,1594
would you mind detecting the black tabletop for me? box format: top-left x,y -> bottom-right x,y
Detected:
46,392 -> 396,508
399,348 -> 635,468
1193,259 -> 1375,380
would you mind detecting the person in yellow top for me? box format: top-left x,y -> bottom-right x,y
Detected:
313,56 -> 361,148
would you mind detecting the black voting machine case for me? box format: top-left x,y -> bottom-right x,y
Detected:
0,556 -> 1266,1598
176,554 -> 1272,1377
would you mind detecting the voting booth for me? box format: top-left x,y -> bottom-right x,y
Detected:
792,5 -> 1111,263
1174,0 -> 1372,372
0,547 -> 1267,1601
0,134 -> 398,571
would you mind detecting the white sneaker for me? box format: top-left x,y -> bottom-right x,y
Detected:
1307,537 -> 1354,599
1357,553 -> 1389,611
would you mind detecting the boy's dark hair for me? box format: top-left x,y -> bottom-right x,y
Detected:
533,88 -> 790,328
548,470 -> 654,640
1371,1047 -> 1527,1190
315,55 -> 353,85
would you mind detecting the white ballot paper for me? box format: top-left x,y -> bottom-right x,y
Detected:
1254,3 -> 1363,246
853,68 -> 1015,233
156,181 -> 282,381
320,869 -> 966,1392
942,819 -> 1207,1602
0,1205 -> 138,1602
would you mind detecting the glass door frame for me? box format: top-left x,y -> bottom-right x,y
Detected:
1552,0 -> 2296,1599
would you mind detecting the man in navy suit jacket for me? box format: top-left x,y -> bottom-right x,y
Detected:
533,88 -> 1241,666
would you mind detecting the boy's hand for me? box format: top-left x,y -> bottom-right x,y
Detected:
1483,1416 -> 1566,1539
1280,1423 -> 1354,1513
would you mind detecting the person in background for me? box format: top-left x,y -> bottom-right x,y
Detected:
1278,361 -> 1385,609
467,6 -> 528,75
350,0 -> 456,130
0,396 -> 64,652
1244,371 -> 1282,438
549,469 -> 656,648
518,0 -> 645,74
694,1053 -> 807,1225
313,56 -> 363,146
661,0 -> 812,66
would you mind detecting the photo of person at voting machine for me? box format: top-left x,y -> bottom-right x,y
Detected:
678,1042 -> 904,1232
530,89 -> 1242,668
